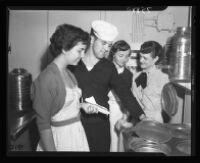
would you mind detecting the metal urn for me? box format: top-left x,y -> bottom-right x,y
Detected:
164,26 -> 191,82
8,68 -> 32,113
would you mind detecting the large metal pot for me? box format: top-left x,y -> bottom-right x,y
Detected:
128,137 -> 171,155
164,26 -> 191,82
8,68 -> 32,113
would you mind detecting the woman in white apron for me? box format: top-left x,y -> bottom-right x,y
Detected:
36,70 -> 89,151
32,24 -> 98,151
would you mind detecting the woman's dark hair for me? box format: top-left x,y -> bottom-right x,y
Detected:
50,24 -> 90,58
107,40 -> 131,61
140,41 -> 164,65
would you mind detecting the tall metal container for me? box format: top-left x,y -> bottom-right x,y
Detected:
164,27 -> 191,82
8,68 -> 32,113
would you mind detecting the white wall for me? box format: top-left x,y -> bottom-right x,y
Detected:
103,6 -> 190,49
142,6 -> 189,46
8,10 -> 48,80
8,7 -> 190,80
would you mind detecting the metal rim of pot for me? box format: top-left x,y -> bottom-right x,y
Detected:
134,120 -> 172,144
129,137 -> 171,155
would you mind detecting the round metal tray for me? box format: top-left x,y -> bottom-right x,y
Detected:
161,83 -> 178,117
135,120 -> 172,143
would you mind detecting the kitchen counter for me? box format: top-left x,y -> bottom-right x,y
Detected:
8,109 -> 36,141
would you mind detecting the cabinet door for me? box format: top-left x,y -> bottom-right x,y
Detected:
8,10 -> 48,80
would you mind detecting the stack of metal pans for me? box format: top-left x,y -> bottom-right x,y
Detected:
125,120 -> 173,155
8,68 -> 32,113
134,120 -> 172,144
128,137 -> 171,155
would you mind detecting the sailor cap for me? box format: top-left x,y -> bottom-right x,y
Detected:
91,20 -> 119,42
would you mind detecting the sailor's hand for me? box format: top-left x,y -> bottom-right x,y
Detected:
80,102 -> 99,114
115,116 -> 133,131
139,114 -> 146,120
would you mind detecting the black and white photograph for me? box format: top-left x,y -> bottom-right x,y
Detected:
6,6 -> 195,156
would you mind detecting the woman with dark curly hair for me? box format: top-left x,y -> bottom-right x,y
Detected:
31,24 -> 98,151
131,41 -> 169,123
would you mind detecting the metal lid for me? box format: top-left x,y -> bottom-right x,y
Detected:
134,120 -> 172,144
161,83 -> 178,117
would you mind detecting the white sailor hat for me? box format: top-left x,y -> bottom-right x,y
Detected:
91,20 -> 119,42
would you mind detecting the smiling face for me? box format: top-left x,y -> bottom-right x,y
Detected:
92,36 -> 113,59
63,42 -> 87,65
139,52 -> 158,70
113,49 -> 131,68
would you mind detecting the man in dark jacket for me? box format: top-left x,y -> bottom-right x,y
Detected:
69,20 -> 146,152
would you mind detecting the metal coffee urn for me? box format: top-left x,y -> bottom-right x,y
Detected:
8,68 -> 32,113
164,27 -> 191,82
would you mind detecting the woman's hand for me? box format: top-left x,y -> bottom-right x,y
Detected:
80,102 -> 99,114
